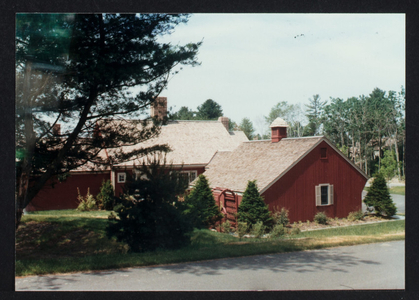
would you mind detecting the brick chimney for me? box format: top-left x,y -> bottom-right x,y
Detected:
52,124 -> 61,136
150,97 -> 167,120
218,116 -> 229,132
270,117 -> 288,142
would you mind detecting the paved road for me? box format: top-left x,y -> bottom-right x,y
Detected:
16,240 -> 404,291
362,192 -> 405,214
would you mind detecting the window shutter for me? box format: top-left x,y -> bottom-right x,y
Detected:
315,185 -> 321,206
329,184 -> 334,205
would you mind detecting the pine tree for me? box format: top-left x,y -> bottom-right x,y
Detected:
237,181 -> 273,228
15,13 -> 201,229
363,172 -> 397,216
184,175 -> 223,228
106,155 -> 193,252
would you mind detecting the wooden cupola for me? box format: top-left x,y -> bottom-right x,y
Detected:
270,117 -> 288,142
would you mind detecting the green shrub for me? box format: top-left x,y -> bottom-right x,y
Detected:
271,207 -> 290,226
290,227 -> 301,235
270,224 -> 285,238
221,220 -> 233,234
237,180 -> 273,229
236,222 -> 249,239
97,180 -> 115,211
347,210 -> 364,221
250,221 -> 266,238
106,156 -> 193,252
363,172 -> 397,217
314,212 -> 328,225
77,188 -> 97,211
184,175 -> 223,229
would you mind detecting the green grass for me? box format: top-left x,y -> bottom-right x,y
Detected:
16,210 -> 405,277
389,186 -> 405,195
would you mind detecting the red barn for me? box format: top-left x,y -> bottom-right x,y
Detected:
202,118 -> 368,225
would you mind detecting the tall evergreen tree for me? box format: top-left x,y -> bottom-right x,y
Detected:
239,117 -> 255,140
305,94 -> 326,136
196,99 -> 223,120
184,174 -> 223,228
363,172 -> 397,217
237,181 -> 273,228
15,13 -> 201,228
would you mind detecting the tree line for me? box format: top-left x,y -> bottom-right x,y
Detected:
172,87 -> 405,179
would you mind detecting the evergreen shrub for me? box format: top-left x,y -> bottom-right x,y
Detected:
363,172 -> 397,216
237,180 -> 273,229
97,180 -> 114,211
106,156 -> 193,252
184,175 -> 223,229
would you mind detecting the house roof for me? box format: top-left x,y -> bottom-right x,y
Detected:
201,136 -> 368,194
110,120 -> 248,167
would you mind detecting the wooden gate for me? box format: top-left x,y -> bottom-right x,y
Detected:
212,187 -> 238,230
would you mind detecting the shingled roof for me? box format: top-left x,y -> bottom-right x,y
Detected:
202,136 -> 349,194
112,120 -> 248,167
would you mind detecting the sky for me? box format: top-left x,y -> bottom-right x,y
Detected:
154,14 -> 405,135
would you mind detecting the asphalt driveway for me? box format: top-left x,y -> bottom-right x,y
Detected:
15,241 -> 404,291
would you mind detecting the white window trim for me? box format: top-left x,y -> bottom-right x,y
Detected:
315,184 -> 334,206
117,172 -> 126,183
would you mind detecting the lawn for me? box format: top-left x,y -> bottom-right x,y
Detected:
16,210 -> 405,277
389,186 -> 405,195
364,185 -> 405,195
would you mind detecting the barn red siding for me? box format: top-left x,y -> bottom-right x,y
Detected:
261,141 -> 367,223
26,172 -> 110,212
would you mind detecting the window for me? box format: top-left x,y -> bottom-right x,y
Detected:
320,147 -> 327,159
315,184 -> 334,206
117,172 -> 126,183
180,171 -> 198,183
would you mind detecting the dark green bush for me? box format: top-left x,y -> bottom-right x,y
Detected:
184,175 -> 223,229
106,156 -> 193,252
237,180 -> 273,229
314,212 -> 328,225
363,172 -> 397,217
